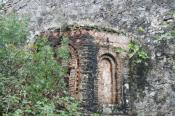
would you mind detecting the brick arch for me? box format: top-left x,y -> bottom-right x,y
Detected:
98,53 -> 118,104
68,44 -> 80,99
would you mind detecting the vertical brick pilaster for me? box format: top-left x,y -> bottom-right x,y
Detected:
77,35 -> 99,111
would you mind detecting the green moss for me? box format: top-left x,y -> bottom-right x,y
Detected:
138,26 -> 145,33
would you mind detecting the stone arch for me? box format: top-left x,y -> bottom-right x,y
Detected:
68,44 -> 80,99
98,53 -> 117,104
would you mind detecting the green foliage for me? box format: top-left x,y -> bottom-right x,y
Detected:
55,96 -> 80,116
128,41 -> 149,63
0,13 -> 29,45
114,41 -> 149,63
57,37 -> 70,60
0,14 -> 80,115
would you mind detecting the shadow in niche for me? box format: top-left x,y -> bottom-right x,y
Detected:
137,63 -> 149,90
129,57 -> 151,111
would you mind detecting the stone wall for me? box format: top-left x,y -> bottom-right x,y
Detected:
3,0 -> 175,115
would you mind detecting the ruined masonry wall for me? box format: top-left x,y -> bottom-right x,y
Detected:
3,0 -> 175,115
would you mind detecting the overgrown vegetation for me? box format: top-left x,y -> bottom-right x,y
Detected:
0,14 -> 80,115
128,41 -> 149,63
115,41 -> 149,63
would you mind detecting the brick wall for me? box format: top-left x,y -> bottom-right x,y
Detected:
47,26 -> 130,115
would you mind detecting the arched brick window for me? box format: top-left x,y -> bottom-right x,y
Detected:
68,45 -> 80,99
98,54 -> 117,104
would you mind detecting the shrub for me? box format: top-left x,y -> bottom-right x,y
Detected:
0,13 -> 80,115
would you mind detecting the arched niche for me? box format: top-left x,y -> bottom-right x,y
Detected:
68,45 -> 80,99
98,54 -> 117,104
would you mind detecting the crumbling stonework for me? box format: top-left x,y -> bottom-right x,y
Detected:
3,0 -> 175,115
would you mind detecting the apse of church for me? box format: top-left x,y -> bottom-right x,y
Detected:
47,26 -> 130,114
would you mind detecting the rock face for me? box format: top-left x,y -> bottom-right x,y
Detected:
3,0 -> 175,115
